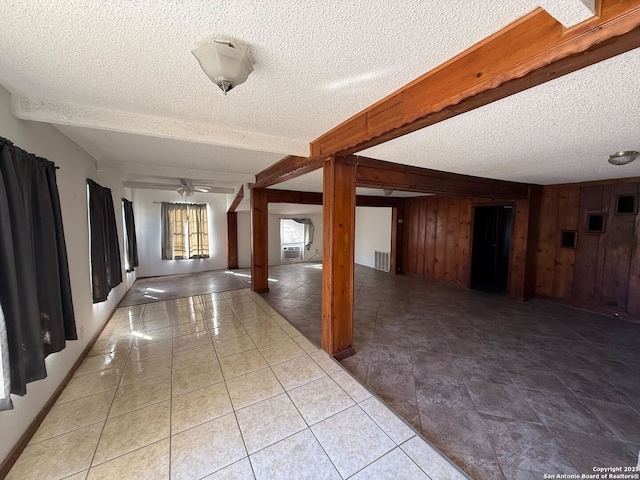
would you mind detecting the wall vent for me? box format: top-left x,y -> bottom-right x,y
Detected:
374,251 -> 390,272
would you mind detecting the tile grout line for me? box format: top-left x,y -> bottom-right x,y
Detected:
167,297 -> 176,479
85,305 -> 143,473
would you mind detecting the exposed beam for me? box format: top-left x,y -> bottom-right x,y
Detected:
227,185 -> 245,213
252,155 -> 324,189
227,212 -> 239,270
310,1 -> 640,157
123,181 -> 234,194
99,161 -> 254,185
266,189 -> 322,205
251,188 -> 269,293
356,195 -> 403,208
354,156 -> 531,199
13,94 -> 307,156
265,188 -> 404,207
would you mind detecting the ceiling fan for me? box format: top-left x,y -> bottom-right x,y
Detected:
155,178 -> 212,197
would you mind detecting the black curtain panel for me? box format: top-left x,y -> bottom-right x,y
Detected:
122,199 -> 139,271
0,137 -> 77,397
88,180 -> 122,303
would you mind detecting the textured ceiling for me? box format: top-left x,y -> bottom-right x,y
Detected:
362,50 -> 640,185
0,1 -> 638,191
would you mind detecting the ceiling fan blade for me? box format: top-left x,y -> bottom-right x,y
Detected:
154,183 -> 181,188
194,186 -> 211,192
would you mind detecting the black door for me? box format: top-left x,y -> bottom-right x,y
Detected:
470,205 -> 513,294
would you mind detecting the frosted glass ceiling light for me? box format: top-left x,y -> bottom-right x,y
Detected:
192,41 -> 253,95
608,150 -> 638,166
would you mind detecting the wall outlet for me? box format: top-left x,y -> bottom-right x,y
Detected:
79,325 -> 85,340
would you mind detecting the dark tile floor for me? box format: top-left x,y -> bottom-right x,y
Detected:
257,263 -> 640,479
126,263 -> 640,479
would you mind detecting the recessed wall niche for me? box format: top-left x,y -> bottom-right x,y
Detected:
616,195 -> 637,215
586,213 -> 606,233
561,230 -> 577,248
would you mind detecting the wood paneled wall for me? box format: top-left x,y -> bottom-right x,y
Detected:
403,179 -> 639,318
403,195 -> 534,299
403,196 -> 474,287
534,184 -> 580,299
535,180 -> 640,318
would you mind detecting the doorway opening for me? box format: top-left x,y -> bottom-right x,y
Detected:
470,205 -> 513,294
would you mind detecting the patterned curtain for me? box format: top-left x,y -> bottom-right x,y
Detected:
161,202 -> 187,259
188,203 -> 210,258
162,202 -> 209,260
171,205 -> 188,259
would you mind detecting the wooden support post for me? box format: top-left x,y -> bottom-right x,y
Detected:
507,186 -> 541,300
227,212 -> 239,269
391,200 -> 405,274
322,156 -> 356,359
251,188 -> 269,293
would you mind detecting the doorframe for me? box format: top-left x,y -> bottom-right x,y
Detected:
468,201 -> 516,292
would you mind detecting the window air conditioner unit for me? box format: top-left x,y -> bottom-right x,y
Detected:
282,245 -> 302,260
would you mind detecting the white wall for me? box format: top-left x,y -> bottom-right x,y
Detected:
132,188 -> 228,277
0,85 -> 135,464
235,210 -> 323,268
237,212 -> 251,269
355,206 -> 392,268
268,213 -> 323,266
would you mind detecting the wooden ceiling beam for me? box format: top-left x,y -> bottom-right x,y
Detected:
264,188 -> 405,207
252,155 -> 324,189
266,189 -> 322,205
310,1 -> 640,157
227,185 -> 244,213
354,156 -> 531,199
355,195 -> 403,208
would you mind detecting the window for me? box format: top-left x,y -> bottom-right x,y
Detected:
280,218 -> 305,260
161,203 -> 210,259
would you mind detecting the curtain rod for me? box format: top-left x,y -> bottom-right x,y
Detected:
152,201 -> 210,205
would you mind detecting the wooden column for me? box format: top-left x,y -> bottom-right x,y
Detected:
391,200 -> 405,274
251,187 -> 269,293
227,212 -> 239,269
627,183 -> 640,320
507,187 -> 541,300
322,156 -> 356,359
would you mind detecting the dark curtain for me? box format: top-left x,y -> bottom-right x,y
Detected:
0,302 -> 11,410
122,199 -> 138,271
88,179 -> 122,303
0,137 -> 77,397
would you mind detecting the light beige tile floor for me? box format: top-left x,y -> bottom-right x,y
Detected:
8,288 -> 468,480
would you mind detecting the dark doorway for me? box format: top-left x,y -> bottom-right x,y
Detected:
470,205 -> 513,294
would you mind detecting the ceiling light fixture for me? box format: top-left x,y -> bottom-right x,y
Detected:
383,189 -> 394,196
192,40 -> 253,95
608,150 -> 638,166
